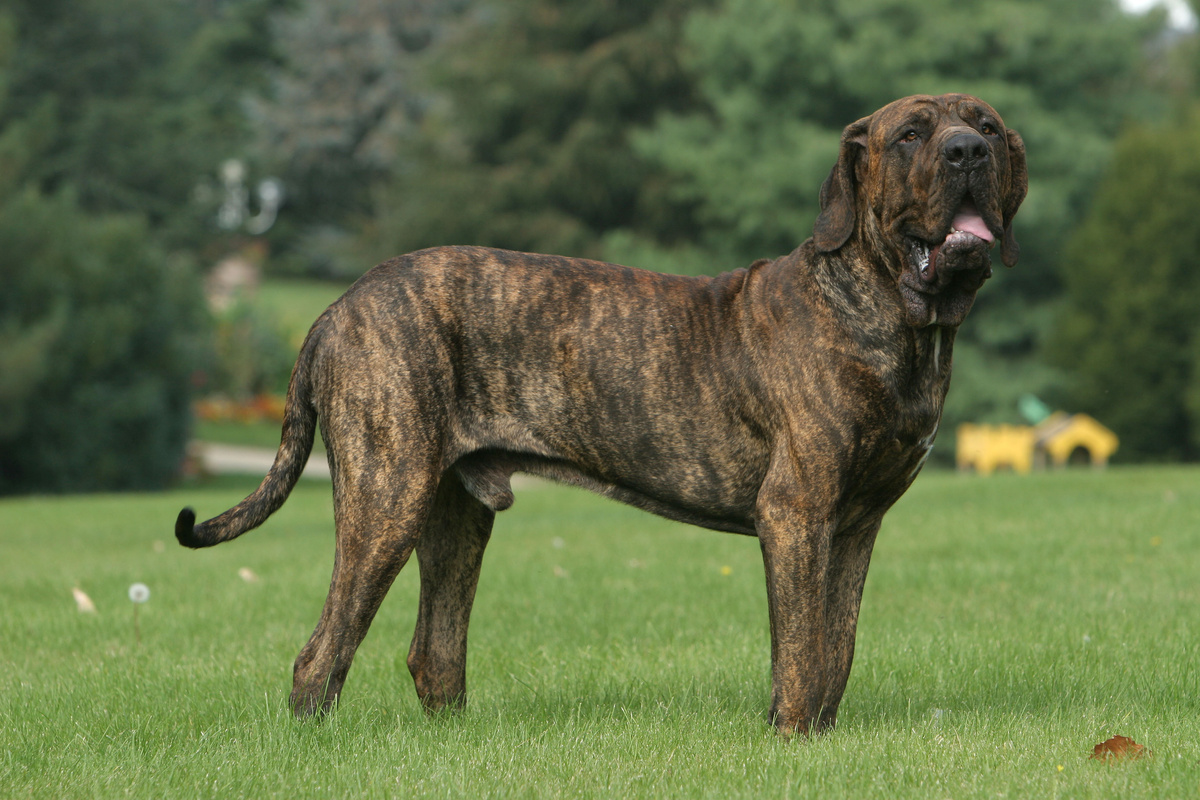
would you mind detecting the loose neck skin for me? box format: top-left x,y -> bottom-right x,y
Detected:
805,239 -> 956,389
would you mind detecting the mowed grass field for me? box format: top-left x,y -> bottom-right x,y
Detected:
1,467 -> 1197,798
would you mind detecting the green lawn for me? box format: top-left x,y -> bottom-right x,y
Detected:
257,277 -> 350,349
191,419 -> 326,454
1,467 -> 1197,798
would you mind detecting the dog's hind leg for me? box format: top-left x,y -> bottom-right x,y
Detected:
289,462 -> 439,717
406,471 -> 495,713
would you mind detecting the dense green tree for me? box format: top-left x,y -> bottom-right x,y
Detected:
355,0 -> 703,268
1,0 -> 1192,487
0,188 -> 209,493
0,0 -> 270,492
1050,109 -> 1200,460
245,0 -> 468,276
1,0 -> 282,250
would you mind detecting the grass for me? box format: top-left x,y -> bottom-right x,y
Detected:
191,419 -> 327,455
191,418 -> 293,451
1,466 -> 1197,798
256,278 -> 350,350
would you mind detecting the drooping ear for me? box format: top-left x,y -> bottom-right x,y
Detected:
1000,128 -> 1028,268
813,117 -> 870,253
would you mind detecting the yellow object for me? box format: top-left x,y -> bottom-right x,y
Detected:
956,423 -> 1037,474
956,413 -> 1118,474
1034,412 -> 1119,468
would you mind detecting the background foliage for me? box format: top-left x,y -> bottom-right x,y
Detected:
0,189 -> 206,492
3,0 -> 1200,492
1051,107 -> 1200,461
0,0 -> 279,492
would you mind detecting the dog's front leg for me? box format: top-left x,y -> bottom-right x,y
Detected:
755,463 -> 838,736
815,515 -> 882,730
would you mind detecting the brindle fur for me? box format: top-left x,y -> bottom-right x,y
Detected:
176,94 -> 1027,734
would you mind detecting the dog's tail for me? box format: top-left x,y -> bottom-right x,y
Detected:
175,316 -> 326,549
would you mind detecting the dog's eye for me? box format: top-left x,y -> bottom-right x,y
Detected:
981,123 -> 999,136
900,130 -> 920,144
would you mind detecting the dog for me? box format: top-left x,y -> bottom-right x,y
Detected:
177,93 -> 1027,734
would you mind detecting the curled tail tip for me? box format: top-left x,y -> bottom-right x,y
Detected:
175,507 -> 205,548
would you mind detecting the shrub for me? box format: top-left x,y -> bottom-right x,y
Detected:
206,299 -> 295,399
0,189 -> 209,493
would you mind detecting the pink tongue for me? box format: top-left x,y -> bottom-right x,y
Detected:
952,204 -> 994,243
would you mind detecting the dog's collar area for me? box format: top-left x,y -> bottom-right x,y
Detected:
898,234 -> 993,328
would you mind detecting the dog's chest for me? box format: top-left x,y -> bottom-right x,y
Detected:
845,360 -> 947,516
869,414 -> 939,489
902,416 -> 939,480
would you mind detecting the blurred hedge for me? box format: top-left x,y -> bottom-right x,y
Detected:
0,189 -> 209,493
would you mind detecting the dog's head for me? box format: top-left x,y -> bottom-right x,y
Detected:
813,94 -> 1027,328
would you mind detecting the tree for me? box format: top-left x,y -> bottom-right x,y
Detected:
1,0 -> 281,251
244,0 -> 469,276
1049,109 -> 1200,460
0,0 -> 269,492
356,0 -> 703,269
0,188 -> 208,493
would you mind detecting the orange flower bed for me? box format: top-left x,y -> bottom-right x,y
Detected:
195,394 -> 286,424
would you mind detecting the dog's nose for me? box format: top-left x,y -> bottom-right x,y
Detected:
942,133 -> 989,170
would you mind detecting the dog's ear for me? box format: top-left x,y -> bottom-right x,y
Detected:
1000,128 -> 1027,268
813,117 -> 870,253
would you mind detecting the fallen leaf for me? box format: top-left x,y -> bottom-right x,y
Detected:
72,587 -> 97,613
1090,735 -> 1150,761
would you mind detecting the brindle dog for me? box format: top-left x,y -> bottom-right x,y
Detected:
177,93 -> 1026,734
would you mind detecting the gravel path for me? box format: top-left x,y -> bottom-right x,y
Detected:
192,442 -> 330,480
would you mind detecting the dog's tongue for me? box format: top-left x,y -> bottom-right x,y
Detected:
923,200 -> 995,281
951,201 -> 994,244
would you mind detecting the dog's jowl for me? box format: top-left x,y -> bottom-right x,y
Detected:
176,94 -> 1027,734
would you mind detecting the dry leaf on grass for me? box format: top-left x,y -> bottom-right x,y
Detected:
72,587 -> 97,613
1090,735 -> 1150,762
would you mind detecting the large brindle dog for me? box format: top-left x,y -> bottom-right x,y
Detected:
177,94 -> 1026,734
